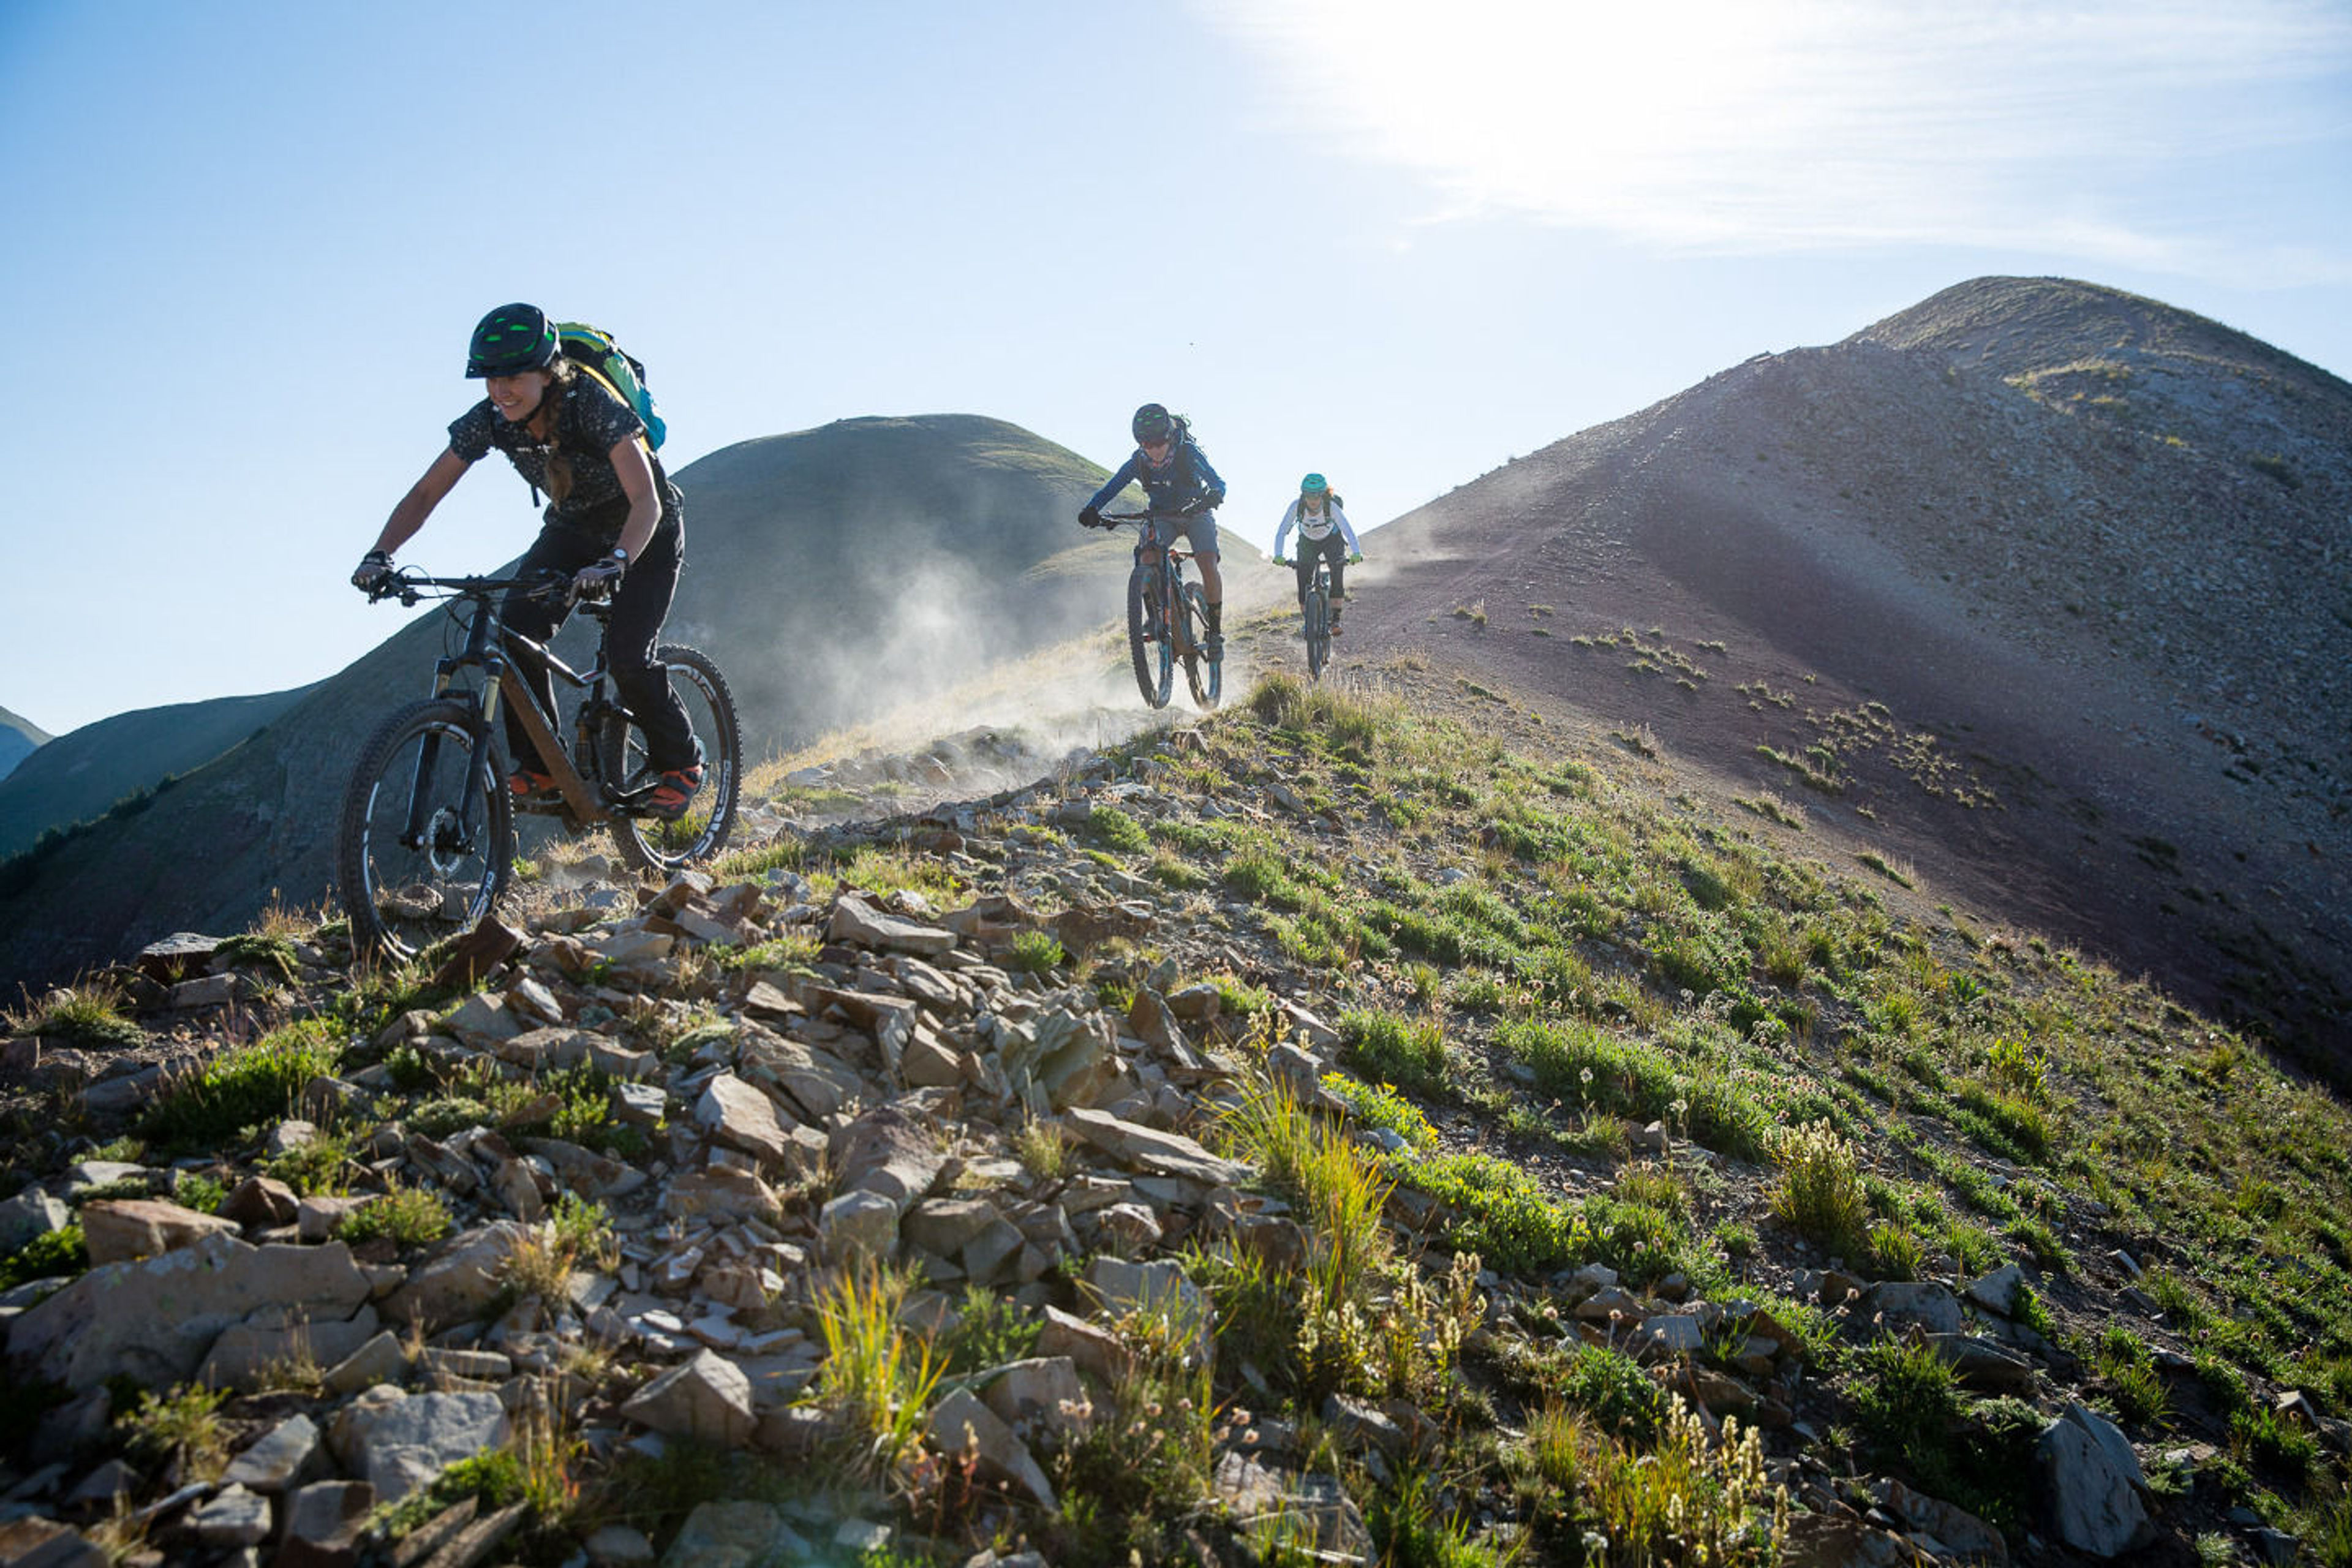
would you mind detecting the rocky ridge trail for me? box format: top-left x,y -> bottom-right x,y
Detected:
1,682 -> 2348,1566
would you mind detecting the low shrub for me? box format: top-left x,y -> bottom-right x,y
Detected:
0,1226 -> 86,1291
337,1185 -> 453,1252
1340,1011 -> 1450,1099
1086,804 -> 1151,854
1852,1339 -> 2038,1528
116,1384 -> 231,1485
1392,1152 -> 1578,1275
1770,1119 -> 1869,1261
1324,1074 -> 1438,1151
1005,930 -> 1067,974
1555,1343 -> 1664,1441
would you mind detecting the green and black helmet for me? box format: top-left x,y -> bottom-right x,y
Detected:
466,303 -> 560,379
1131,402 -> 1175,445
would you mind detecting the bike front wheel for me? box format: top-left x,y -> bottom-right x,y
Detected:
1126,565 -> 1174,709
1304,586 -> 1330,681
595,644 -> 742,877
337,698 -> 514,965
1181,582 -> 1222,711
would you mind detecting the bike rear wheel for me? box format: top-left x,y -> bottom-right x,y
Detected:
1181,582 -> 1222,710
1126,564 -> 1173,709
595,644 -> 742,877
337,698 -> 514,965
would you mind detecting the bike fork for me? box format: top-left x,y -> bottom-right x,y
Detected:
400,730 -> 444,849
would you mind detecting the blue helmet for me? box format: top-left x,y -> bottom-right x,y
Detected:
466,303 -> 559,379
1300,472 -> 1329,494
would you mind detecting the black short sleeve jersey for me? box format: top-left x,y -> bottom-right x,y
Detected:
447,374 -> 681,538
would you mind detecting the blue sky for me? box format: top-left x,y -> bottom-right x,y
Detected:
4,0 -> 2347,737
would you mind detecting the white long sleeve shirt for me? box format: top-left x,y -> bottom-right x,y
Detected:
1273,498 -> 1361,557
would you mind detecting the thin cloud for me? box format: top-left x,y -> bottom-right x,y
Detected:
1205,0 -> 2352,283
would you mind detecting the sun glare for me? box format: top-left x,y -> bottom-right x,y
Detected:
1206,0 -> 2352,276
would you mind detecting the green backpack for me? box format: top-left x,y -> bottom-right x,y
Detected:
557,322 -> 667,450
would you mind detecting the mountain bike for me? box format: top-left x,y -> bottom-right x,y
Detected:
338,568 -> 741,962
1093,510 -> 1221,712
1279,554 -> 1335,681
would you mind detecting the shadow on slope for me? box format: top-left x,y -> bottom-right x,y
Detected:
0,687 -> 316,861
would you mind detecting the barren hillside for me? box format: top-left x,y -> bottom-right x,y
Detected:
1339,277 -> 2352,1069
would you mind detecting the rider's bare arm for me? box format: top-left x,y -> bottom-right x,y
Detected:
609,438 -> 663,565
373,448 -> 473,556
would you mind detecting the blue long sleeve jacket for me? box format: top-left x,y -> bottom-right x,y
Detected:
1085,437 -> 1227,516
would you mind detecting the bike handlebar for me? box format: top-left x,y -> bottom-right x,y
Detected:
1094,505 -> 1216,526
366,567 -> 573,608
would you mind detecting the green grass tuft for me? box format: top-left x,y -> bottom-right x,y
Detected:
142,1019 -> 344,1149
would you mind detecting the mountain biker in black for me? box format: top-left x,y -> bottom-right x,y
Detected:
352,304 -> 703,818
1077,404 -> 1227,658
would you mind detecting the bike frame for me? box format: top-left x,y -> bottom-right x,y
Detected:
1106,513 -> 1201,654
379,573 -> 644,847
1306,557 -> 1332,615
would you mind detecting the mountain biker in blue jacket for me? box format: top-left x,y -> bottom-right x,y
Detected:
351,303 -> 703,819
1077,404 -> 1227,658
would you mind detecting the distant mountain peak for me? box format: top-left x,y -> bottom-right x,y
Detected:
1853,274 -> 2350,394
0,704 -> 50,786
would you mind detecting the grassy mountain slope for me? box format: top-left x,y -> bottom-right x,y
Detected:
1340,276 -> 2352,1068
0,415 -> 1131,994
0,687 -> 315,860
0,707 -> 48,785
1,669 -> 2345,1565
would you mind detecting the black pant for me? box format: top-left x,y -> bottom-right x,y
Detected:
501,514 -> 698,775
1292,531 -> 1348,605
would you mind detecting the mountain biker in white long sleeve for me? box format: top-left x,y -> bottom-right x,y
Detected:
1271,473 -> 1362,633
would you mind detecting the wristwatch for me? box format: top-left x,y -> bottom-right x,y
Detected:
606,547 -> 630,570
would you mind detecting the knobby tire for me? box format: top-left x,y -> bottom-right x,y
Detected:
1305,584 -> 1330,680
1127,564 -> 1173,709
596,643 -> 743,876
1182,582 -> 1222,710
337,697 -> 513,965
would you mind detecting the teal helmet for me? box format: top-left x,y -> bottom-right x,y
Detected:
466,303 -> 559,379
1131,402 -> 1175,444
1300,472 -> 1329,494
